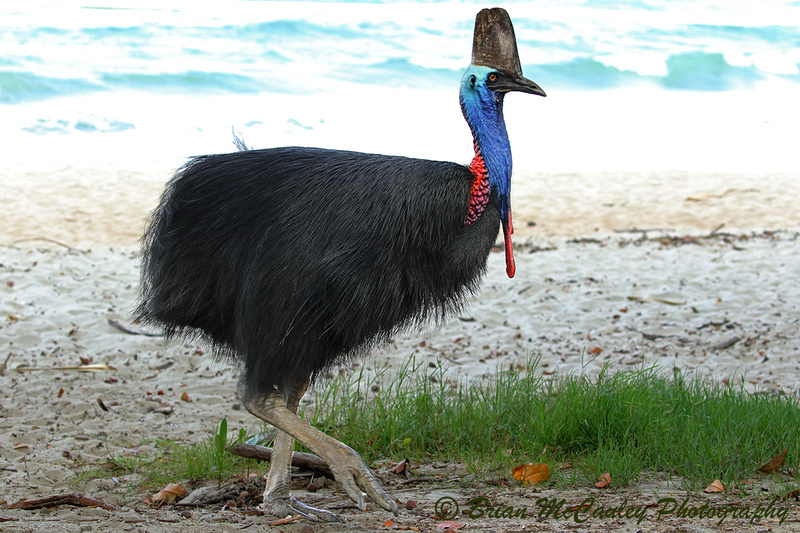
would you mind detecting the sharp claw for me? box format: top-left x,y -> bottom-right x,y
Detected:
290,508 -> 322,522
266,495 -> 342,523
357,492 -> 366,511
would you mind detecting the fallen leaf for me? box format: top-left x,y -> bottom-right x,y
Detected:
150,483 -> 185,505
588,347 -> 603,354
383,520 -> 396,528
437,522 -> 464,530
58,388 -> 65,398
392,459 -> 409,475
704,479 -> 724,493
785,489 -> 799,501
595,473 -> 612,488
568,502 -> 592,512
512,463 -> 550,485
97,398 -> 109,412
180,391 -> 191,402
758,448 -> 787,474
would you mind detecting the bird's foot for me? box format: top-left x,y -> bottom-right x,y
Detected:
263,494 -> 341,523
326,445 -> 399,516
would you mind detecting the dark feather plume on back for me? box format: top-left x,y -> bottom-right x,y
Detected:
138,147 -> 500,392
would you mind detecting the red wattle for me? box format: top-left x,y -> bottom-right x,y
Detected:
503,217 -> 515,278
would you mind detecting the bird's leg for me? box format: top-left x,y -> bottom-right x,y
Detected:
243,382 -> 399,519
258,376 -> 341,522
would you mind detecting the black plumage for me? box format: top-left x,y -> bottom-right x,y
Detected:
138,147 -> 500,393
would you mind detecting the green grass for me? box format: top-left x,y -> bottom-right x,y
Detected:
304,356 -> 800,492
84,356 -> 800,496
86,422 -> 270,495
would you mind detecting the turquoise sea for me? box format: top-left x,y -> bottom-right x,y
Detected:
1,0 -> 798,171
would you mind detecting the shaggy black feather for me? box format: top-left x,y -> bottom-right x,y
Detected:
138,147 -> 501,394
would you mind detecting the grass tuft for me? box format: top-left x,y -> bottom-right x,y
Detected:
306,355 -> 800,491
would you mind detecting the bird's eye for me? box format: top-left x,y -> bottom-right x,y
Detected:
488,73 -> 498,82
469,75 -> 476,88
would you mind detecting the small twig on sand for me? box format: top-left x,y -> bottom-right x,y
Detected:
107,318 -> 163,337
14,363 -> 116,373
8,237 -> 84,252
7,493 -> 115,511
0,352 -> 12,376
614,227 -> 675,235
267,515 -> 303,526
227,443 -> 333,478
712,336 -> 741,351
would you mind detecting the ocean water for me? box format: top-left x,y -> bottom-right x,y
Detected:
1,0 -> 798,172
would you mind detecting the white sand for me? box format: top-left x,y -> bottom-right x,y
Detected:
1,166 -> 799,531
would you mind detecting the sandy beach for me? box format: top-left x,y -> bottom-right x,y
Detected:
1,166 -> 799,532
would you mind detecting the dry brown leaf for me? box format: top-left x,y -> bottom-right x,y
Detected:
704,479 -> 724,493
392,459 -> 410,474
150,483 -> 185,505
758,448 -> 787,474
437,521 -> 464,530
594,473 -> 612,488
588,347 -> 603,354
180,391 -> 191,402
568,502 -> 593,512
512,463 -> 550,485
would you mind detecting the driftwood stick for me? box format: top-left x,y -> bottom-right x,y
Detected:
7,493 -> 115,511
227,443 -> 333,478
712,336 -> 741,351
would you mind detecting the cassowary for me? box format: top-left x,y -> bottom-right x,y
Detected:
137,7 -> 544,522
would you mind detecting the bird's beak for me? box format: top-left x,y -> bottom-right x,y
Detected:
495,75 -> 546,97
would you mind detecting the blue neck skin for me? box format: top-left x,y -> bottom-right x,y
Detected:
458,65 -> 513,227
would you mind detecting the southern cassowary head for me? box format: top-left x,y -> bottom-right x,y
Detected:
460,8 -> 545,278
